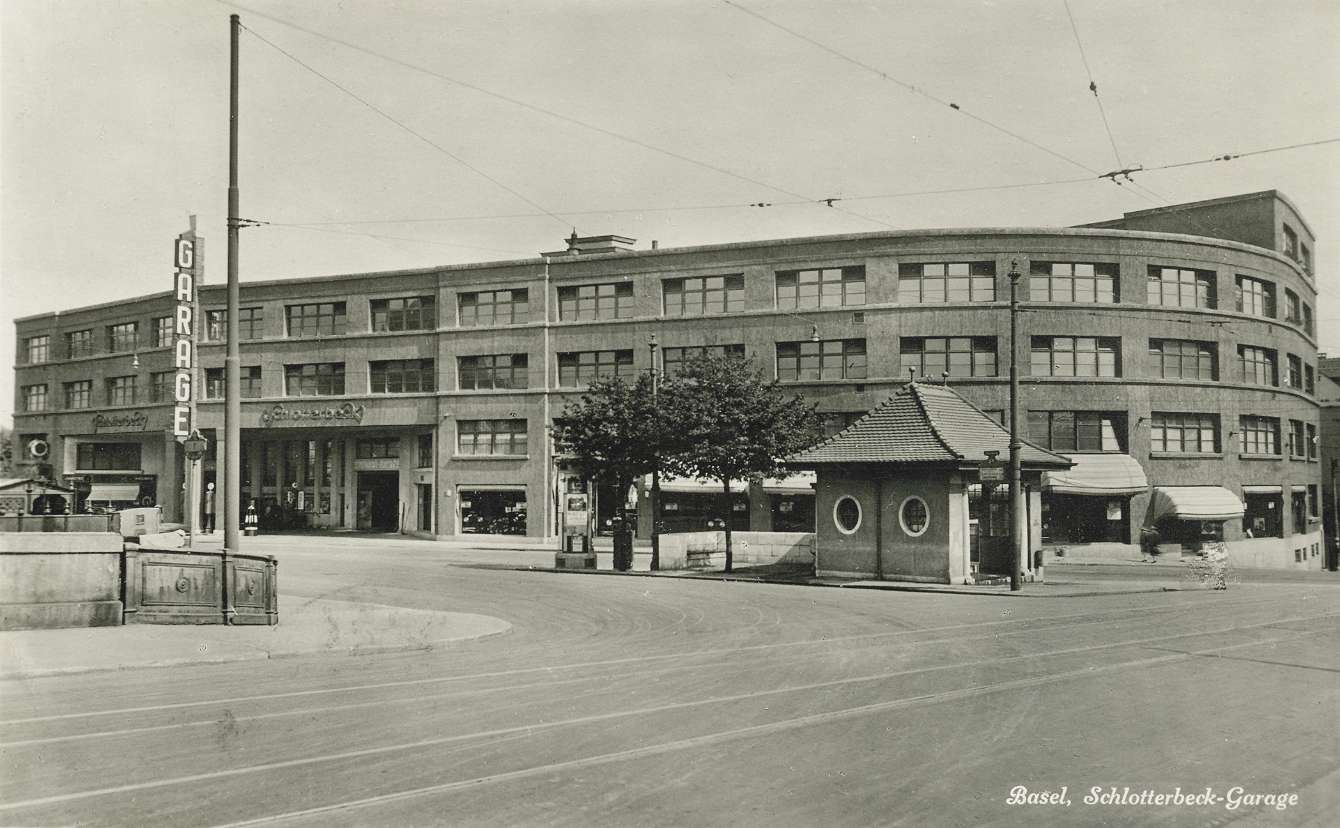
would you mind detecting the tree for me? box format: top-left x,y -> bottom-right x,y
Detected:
0,426 -> 13,476
552,373 -> 661,532
660,352 -> 823,572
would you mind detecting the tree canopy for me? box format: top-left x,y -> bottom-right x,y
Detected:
552,372 -> 660,522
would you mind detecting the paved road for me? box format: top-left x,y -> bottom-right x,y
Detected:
3,537 -> 1338,826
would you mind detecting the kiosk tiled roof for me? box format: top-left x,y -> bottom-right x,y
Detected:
787,382 -> 1071,468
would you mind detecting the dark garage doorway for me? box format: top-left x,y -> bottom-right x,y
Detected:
357,471 -> 400,531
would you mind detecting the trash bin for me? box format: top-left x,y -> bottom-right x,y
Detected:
613,529 -> 634,571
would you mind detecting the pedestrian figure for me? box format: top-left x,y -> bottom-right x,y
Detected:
203,482 -> 216,534
1139,525 -> 1159,562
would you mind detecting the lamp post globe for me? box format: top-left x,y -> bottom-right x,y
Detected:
183,429 -> 209,461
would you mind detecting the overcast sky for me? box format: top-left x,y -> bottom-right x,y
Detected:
3,0 -> 1338,425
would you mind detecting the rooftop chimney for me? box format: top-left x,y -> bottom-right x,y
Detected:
542,233 -> 637,257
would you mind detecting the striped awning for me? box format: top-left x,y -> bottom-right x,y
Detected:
761,472 -> 816,494
1043,454 -> 1147,496
1150,486 -> 1245,521
87,484 -> 141,503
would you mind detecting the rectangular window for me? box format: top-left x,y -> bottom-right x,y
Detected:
1027,411 -> 1126,452
25,335 -> 50,363
241,366 -> 262,398
1238,415 -> 1280,456
1030,336 -> 1120,377
457,419 -> 528,456
356,438 -> 400,459
150,371 -> 173,402
206,310 -> 226,341
64,380 -> 92,409
1234,275 -> 1275,317
1149,339 -> 1216,380
459,353 -> 529,390
1284,289 -> 1302,325
369,359 -> 436,393
153,316 -> 173,347
557,350 -> 635,387
239,307 -> 263,340
1289,419 -> 1306,458
1283,224 -> 1299,260
1285,354 -> 1303,389
76,443 -> 141,471
285,302 -> 347,337
1238,345 -> 1278,386
1308,485 -> 1319,517
1150,412 -> 1219,454
1303,303 -> 1314,336
776,266 -> 865,310
284,363 -> 345,396
417,434 -> 433,468
105,376 -> 137,406
22,384 -> 48,412
776,339 -> 867,381
900,336 -> 997,378
663,275 -> 745,316
106,322 -> 139,353
67,329 -> 93,359
1305,365 -> 1316,395
1307,423 -> 1318,460
1029,262 -> 1117,303
557,282 -> 634,321
662,344 -> 746,377
899,262 -> 995,303
1291,490 -> 1308,534
371,295 -> 436,331
459,288 -> 528,326
205,368 -> 225,399
1300,243 -> 1312,274
1147,266 -> 1214,309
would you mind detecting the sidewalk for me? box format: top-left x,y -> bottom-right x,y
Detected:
0,596 -> 511,680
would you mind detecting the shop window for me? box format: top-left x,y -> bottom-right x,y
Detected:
25,334 -> 50,363
1243,492 -> 1282,538
459,288 -> 528,326
22,384 -> 48,412
833,495 -> 862,535
459,489 -> 527,535
899,262 -> 995,303
776,266 -> 865,310
76,443 -> 141,471
776,339 -> 866,381
557,350 -> 635,387
1030,336 -> 1119,377
1234,275 -> 1275,317
899,496 -> 929,537
901,336 -> 997,378
663,274 -> 745,316
558,282 -> 633,321
285,302 -> 347,337
1028,262 -> 1116,303
371,295 -> 436,332
662,344 -> 746,378
1237,345 -> 1278,386
1147,266 -> 1214,309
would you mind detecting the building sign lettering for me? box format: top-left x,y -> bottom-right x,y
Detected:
260,402 -> 366,427
172,224 -> 202,438
93,412 -> 150,433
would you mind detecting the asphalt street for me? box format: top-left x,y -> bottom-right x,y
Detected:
2,536 -> 1338,826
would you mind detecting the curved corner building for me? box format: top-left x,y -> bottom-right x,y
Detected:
10,190 -> 1322,569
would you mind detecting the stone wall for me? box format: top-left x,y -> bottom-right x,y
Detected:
0,532 -> 124,629
656,531 -> 815,571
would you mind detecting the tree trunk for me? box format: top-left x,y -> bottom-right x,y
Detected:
721,477 -> 733,573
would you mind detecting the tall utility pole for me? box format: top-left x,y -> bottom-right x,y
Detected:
1008,261 -> 1024,591
648,335 -> 661,571
224,13 -> 242,554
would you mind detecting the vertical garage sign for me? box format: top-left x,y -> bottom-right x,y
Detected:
172,224 -> 202,437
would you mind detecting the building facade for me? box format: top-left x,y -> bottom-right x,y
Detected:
11,191 -> 1323,568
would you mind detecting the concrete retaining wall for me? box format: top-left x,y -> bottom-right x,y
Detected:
0,532 -> 125,630
657,531 -> 815,571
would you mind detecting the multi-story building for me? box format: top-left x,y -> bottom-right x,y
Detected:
10,190 -> 1323,568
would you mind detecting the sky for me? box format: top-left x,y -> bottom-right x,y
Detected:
3,0 -> 1338,426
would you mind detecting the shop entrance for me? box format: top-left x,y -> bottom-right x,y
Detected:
356,471 -> 400,532
1041,494 -> 1128,544
459,488 -> 527,535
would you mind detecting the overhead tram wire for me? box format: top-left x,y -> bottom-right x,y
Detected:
238,23 -> 572,230
719,0 -> 1104,178
1062,0 -> 1123,171
221,3 -> 896,232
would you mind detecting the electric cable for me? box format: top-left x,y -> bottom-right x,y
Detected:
1062,0 -> 1124,171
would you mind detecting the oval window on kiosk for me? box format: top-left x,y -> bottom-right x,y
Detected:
900,496 -> 930,537
833,495 -> 862,535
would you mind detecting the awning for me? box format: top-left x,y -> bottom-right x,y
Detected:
761,471 -> 816,494
1150,486 -> 1245,521
648,475 -> 747,494
1242,484 -> 1283,494
87,484 -> 141,503
1291,485 -> 1309,493
1043,454 -> 1147,496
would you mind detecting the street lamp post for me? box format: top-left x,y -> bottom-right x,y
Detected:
648,334 -> 661,572
1008,260 -> 1024,591
182,429 -> 209,548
